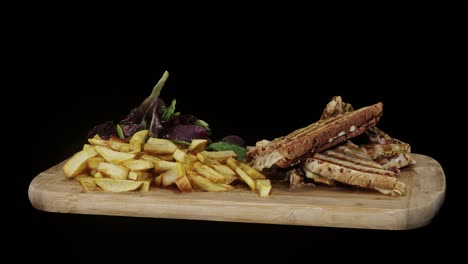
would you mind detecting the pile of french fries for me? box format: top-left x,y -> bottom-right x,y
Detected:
62,130 -> 272,197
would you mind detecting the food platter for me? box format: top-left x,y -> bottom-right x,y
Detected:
28,153 -> 445,230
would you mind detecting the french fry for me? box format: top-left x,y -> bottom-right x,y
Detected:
74,173 -> 90,181
88,134 -> 109,146
221,173 -> 239,185
210,163 -> 239,184
175,176 -> 192,192
256,179 -> 272,197
78,176 -> 101,191
95,145 -> 136,163
108,139 -> 130,152
154,174 -> 162,186
185,154 -> 198,165
196,152 -> 205,163
215,182 -> 235,190
193,162 -> 225,183
160,166 -> 181,187
234,167 -> 256,191
144,138 -> 178,154
226,157 -> 266,180
139,180 -> 152,192
174,163 -> 192,192
87,156 -> 105,170
153,160 -> 177,172
140,154 -> 162,162
187,173 -> 229,192
239,163 -> 266,180
225,157 -> 238,171
128,171 -> 153,181
95,178 -> 142,192
82,144 -> 93,150
211,164 -> 236,176
93,171 -> 104,178
120,159 -> 155,171
155,154 -> 176,161
183,163 -> 194,172
196,152 -> 220,165
63,146 -> 98,177
97,162 -> 129,180
92,134 -> 103,140
65,133 -> 273,196
200,150 -> 237,162
173,149 -> 187,163
187,139 -> 207,154
130,130 -> 149,152
146,137 -> 173,145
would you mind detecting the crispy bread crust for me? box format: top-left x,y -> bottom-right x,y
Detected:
274,117 -> 379,168
303,158 -> 405,195
247,102 -> 383,170
313,152 -> 398,177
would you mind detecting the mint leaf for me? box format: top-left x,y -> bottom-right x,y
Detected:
208,142 -> 247,161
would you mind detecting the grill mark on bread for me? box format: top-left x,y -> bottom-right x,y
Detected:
334,145 -> 373,161
324,150 -> 382,169
273,116 -> 380,168
248,102 -> 383,170
302,141 -> 405,195
252,103 -> 382,156
304,158 -> 405,194
313,153 -> 398,177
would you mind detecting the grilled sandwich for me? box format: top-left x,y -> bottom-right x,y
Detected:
247,102 -> 383,171
303,141 -> 406,196
248,96 -> 413,196
321,96 -> 415,171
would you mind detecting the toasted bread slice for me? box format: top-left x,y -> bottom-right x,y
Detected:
320,96 -> 416,170
247,102 -> 383,170
303,142 -> 405,196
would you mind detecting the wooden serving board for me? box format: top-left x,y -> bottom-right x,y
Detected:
29,154 -> 445,230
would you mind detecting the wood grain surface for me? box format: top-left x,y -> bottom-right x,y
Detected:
28,154 -> 445,230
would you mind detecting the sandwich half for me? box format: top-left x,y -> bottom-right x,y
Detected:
247,102 -> 384,171
321,96 -> 416,172
248,96 -> 413,196
302,141 -> 406,196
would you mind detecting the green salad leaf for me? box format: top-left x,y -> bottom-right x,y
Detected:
161,99 -> 177,122
195,119 -> 212,136
207,142 -> 247,161
116,124 -> 125,139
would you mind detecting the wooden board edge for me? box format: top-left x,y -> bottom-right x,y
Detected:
405,154 -> 446,230
27,154 -> 446,230
27,185 -> 413,230
28,171 -> 55,212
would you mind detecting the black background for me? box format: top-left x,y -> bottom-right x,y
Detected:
12,7 -> 463,262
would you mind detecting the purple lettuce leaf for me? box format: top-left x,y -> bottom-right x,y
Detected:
160,124 -> 208,142
144,98 -> 165,137
87,71 -> 212,142
87,121 -> 116,139
88,71 -> 169,139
